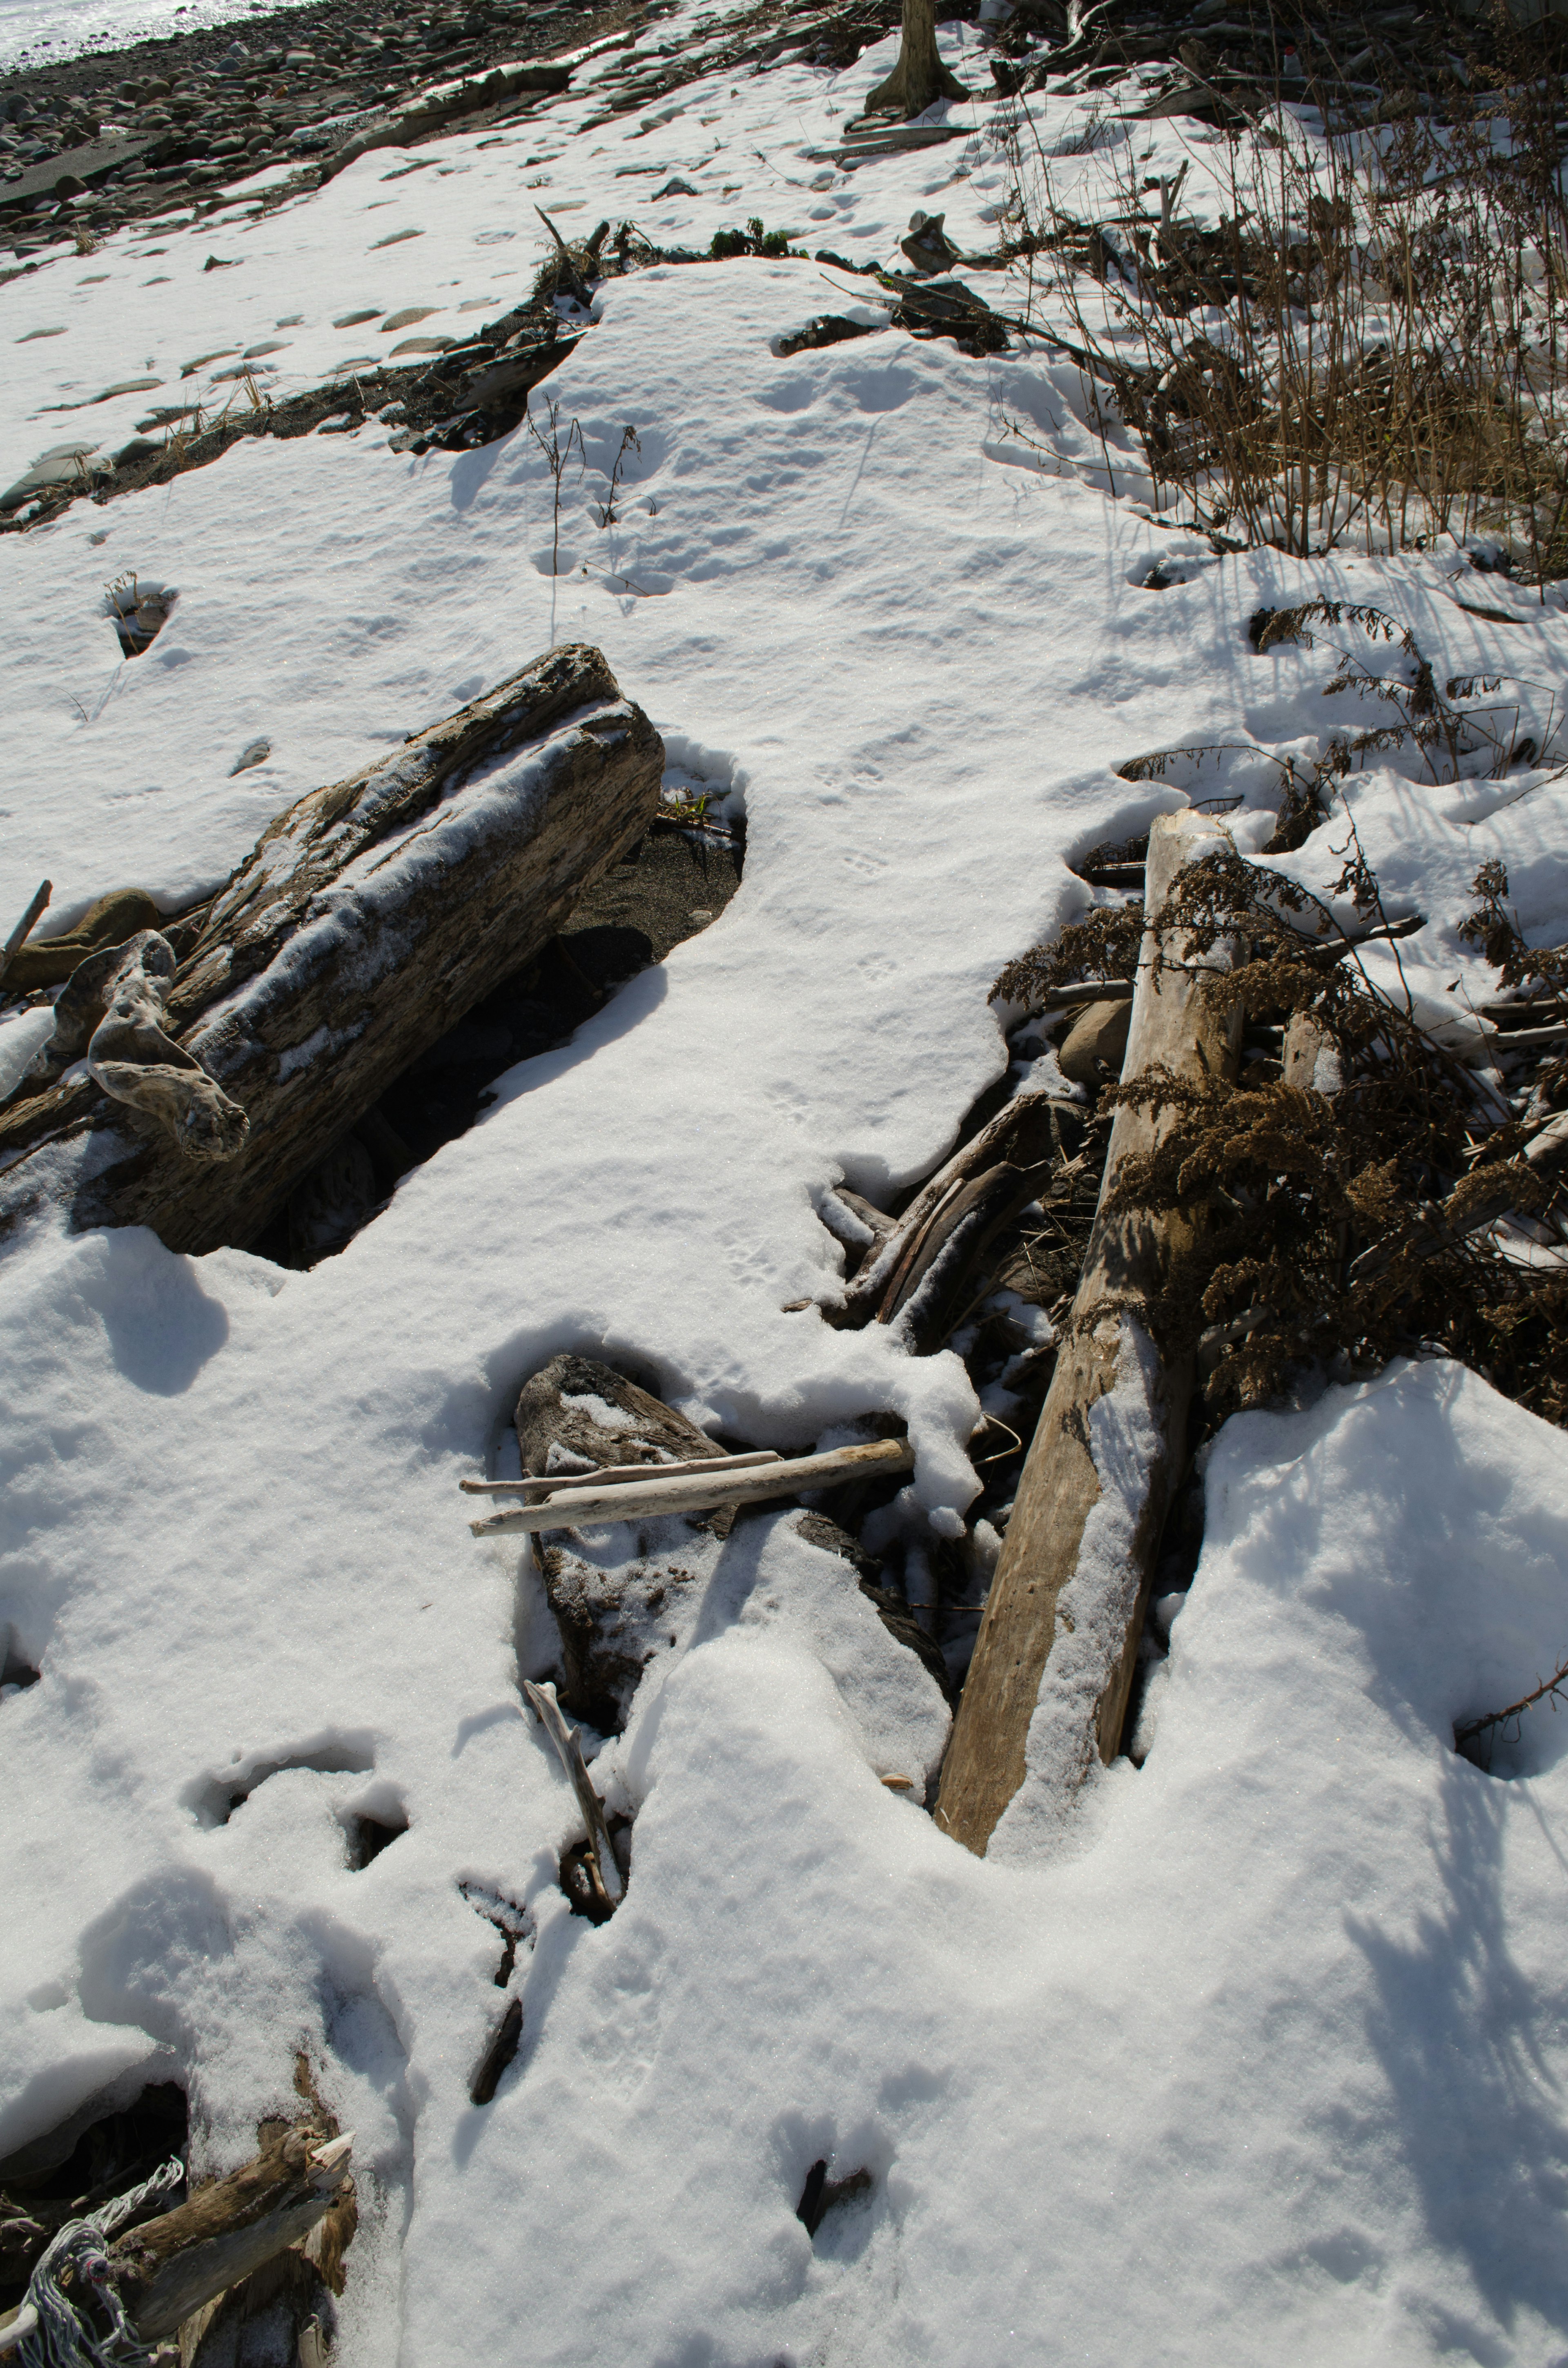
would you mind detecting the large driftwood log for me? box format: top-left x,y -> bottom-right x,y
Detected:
0,646 -> 663,1255
935,811 -> 1243,1856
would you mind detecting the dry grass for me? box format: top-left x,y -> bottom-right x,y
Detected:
998,42 -> 1568,573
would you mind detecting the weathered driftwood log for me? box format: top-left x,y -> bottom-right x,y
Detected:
935,811 -> 1243,1856
0,646 -> 663,1255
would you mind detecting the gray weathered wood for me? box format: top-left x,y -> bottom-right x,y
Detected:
461,1449 -> 783,1496
0,646 -> 662,1256
109,2128 -> 353,2344
468,1436 -> 915,1536
935,811 -> 1243,1856
838,1090 -> 1063,1326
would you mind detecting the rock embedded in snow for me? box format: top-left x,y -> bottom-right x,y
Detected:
1056,996 -> 1132,1085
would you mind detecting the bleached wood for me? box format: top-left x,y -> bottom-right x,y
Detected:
468,1436 -> 914,1536
0,2304 -> 38,2355
460,1449 -> 782,1496
935,812 -> 1243,1856
522,1679 -> 624,1909
107,2127 -> 354,2343
840,1090 -> 1060,1322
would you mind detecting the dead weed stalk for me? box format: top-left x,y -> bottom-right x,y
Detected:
999,54 -> 1568,574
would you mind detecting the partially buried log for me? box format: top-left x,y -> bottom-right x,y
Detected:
0,646 -> 663,1255
935,810 -> 1244,1856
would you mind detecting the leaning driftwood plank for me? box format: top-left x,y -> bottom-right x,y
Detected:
935,811 -> 1243,1856
0,646 -> 663,1255
469,1436 -> 914,1535
523,1678 -> 624,1910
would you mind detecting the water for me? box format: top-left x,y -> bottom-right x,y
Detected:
0,0 -> 311,74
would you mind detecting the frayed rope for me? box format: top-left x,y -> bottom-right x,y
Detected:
16,2157 -> 184,2368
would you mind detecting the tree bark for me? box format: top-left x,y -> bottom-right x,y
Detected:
0,646 -> 663,1257
866,0 -> 968,117
934,811 -> 1243,1856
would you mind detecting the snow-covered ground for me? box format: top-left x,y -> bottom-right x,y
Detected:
5,13 -> 1568,2363
0,0 -> 294,77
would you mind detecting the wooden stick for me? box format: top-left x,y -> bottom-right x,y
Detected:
105,2127 -> 353,2344
468,1436 -> 914,1536
0,879 -> 50,991
521,1679 -> 624,1909
460,1448 -> 782,1496
935,811 -> 1244,1856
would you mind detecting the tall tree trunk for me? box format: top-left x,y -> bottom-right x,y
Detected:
866,0 -> 967,117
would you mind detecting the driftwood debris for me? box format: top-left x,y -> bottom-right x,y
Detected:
935,811 -> 1244,1855
461,1448 -> 784,1496
522,1679 -> 625,1916
2,888 -> 167,996
0,646 -> 663,1255
33,931 -> 249,1165
0,880 -> 50,992
832,1089 -> 1067,1340
0,2126 -> 353,2358
469,1438 -> 915,1536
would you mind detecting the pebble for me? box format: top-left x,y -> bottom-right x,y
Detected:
391,333 -> 453,353
229,737 -> 272,773
332,308 -> 382,327
379,304 -> 434,330
370,225 -> 422,248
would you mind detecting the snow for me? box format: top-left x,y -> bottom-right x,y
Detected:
5,9 -> 1568,2361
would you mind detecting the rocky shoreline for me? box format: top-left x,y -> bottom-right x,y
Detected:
0,0 -> 634,252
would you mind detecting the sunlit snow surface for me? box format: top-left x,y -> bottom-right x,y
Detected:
5,14 -> 1568,2364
